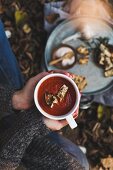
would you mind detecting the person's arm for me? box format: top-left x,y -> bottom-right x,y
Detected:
0,84 -> 15,114
0,109 -> 50,170
0,72 -> 49,114
0,89 -> 69,170
0,73 -> 50,169
0,71 -> 78,169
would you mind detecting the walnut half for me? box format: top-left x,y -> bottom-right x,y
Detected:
105,68 -> 113,77
79,56 -> 89,64
57,84 -> 68,102
73,75 -> 87,91
98,43 -> 113,77
45,92 -> 58,108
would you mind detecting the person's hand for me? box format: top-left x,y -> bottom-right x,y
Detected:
12,70 -> 71,110
12,69 -> 80,131
43,108 -> 79,131
12,72 -> 49,110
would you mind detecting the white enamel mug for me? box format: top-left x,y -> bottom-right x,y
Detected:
34,73 -> 80,129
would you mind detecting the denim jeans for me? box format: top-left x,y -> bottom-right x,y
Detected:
0,20 -> 24,89
0,20 -> 89,170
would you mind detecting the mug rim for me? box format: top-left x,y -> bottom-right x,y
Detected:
34,73 -> 80,120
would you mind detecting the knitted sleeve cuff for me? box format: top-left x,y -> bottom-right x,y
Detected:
37,117 -> 51,138
0,85 -> 15,114
0,84 -> 51,137
19,108 -> 51,138
0,109 -> 51,169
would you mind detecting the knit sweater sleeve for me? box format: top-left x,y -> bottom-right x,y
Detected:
0,109 -> 50,170
0,84 -> 15,114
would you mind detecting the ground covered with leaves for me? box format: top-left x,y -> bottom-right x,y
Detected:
0,0 -> 113,169
1,0 -> 45,79
63,104 -> 113,169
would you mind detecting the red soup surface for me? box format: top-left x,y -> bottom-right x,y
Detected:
38,76 -> 76,116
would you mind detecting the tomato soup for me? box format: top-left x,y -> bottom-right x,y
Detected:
38,76 -> 76,116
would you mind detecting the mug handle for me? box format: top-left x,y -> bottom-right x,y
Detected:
66,114 -> 77,129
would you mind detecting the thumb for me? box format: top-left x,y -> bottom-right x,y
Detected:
30,72 -> 49,86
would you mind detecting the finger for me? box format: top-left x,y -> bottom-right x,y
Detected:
73,108 -> 79,119
48,69 -> 67,74
53,70 -> 74,79
33,72 -> 49,81
48,70 -> 73,78
48,70 -> 77,80
30,72 -> 49,86
59,119 -> 68,128
73,114 -> 78,119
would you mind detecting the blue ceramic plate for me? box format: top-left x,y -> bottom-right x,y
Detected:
44,17 -> 113,95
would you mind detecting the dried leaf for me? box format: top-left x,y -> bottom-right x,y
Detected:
15,10 -> 28,25
45,13 -> 60,24
23,24 -> 31,34
97,104 -> 104,120
101,156 -> 113,169
22,67 -> 30,75
25,52 -> 33,61
0,7 -> 6,14
108,127 -> 113,134
106,107 -> 111,119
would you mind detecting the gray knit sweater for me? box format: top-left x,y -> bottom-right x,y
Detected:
0,84 -> 84,170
